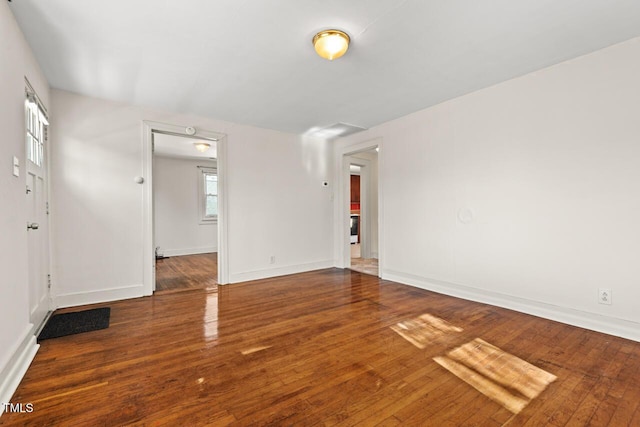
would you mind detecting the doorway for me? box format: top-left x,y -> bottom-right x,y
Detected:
153,133 -> 219,293
345,147 -> 379,276
142,121 -> 228,296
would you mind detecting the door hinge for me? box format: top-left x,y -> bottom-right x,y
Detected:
26,185 -> 31,194
47,274 -> 52,290
46,201 -> 50,215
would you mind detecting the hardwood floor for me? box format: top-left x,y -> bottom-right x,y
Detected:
155,253 -> 217,293
350,257 -> 379,277
350,243 -> 379,276
4,269 -> 640,426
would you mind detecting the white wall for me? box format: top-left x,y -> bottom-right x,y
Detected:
336,37 -> 640,341
0,1 -> 49,405
50,89 -> 333,306
154,156 -> 217,256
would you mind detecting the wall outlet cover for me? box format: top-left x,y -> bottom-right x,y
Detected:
598,288 -> 612,305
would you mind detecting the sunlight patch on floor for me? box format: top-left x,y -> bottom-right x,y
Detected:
391,313 -> 463,349
434,338 -> 557,414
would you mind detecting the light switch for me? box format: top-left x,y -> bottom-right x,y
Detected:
13,156 -> 19,177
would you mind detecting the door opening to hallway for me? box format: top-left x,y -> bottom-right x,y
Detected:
347,147 -> 379,277
152,132 -> 220,293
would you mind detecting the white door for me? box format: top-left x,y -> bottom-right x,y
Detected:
26,96 -> 50,327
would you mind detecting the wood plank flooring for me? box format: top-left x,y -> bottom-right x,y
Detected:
155,252 -> 217,293
4,269 -> 640,426
350,243 -> 379,276
350,257 -> 379,277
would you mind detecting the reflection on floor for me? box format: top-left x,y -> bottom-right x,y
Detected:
155,252 -> 217,293
350,243 -> 379,276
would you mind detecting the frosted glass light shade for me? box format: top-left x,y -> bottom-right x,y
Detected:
313,30 -> 350,60
194,142 -> 211,153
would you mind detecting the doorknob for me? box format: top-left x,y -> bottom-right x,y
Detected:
27,222 -> 39,230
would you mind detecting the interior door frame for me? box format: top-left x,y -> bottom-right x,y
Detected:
339,138 -> 382,275
142,121 -> 229,294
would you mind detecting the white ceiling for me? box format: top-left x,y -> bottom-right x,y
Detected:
10,0 -> 640,135
153,133 -> 217,160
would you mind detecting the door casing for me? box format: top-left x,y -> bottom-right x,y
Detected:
142,121 -> 229,294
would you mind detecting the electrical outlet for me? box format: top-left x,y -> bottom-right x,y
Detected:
598,288 -> 612,305
270,255 -> 275,264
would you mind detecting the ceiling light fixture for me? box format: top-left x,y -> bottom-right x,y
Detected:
194,142 -> 211,153
313,29 -> 350,60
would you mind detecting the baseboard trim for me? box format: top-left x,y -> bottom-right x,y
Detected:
382,269 -> 640,343
55,284 -> 145,309
0,325 -> 39,409
229,260 -> 334,284
162,247 -> 217,257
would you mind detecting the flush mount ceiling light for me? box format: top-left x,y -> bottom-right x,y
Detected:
193,142 -> 211,153
312,29 -> 350,60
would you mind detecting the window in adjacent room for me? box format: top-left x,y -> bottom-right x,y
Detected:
199,167 -> 217,223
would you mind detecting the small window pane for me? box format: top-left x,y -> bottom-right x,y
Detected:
26,134 -> 32,161
202,171 -> 218,219
25,95 -> 46,167
206,195 -> 218,217
205,174 -> 217,195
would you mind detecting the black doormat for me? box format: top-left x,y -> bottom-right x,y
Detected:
38,307 -> 111,341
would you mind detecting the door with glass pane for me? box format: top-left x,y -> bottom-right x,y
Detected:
25,92 -> 50,327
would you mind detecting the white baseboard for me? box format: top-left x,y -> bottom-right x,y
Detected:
54,284 -> 145,309
229,260 -> 334,284
382,269 -> 640,343
0,325 -> 39,409
162,247 -> 217,257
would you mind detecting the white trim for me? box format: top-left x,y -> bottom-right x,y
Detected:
162,247 -> 217,257
228,260 -> 334,284
216,130 -> 229,284
142,121 -> 229,292
55,284 -> 145,309
382,269 -> 640,342
142,122 -> 154,294
341,158 -> 351,269
29,292 -> 49,321
0,325 -> 39,409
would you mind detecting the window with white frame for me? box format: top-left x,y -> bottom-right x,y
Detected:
25,92 -> 48,167
199,167 -> 218,222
